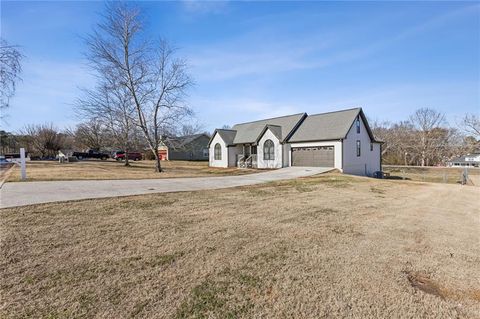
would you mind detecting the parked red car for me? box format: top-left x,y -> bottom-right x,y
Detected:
113,151 -> 142,161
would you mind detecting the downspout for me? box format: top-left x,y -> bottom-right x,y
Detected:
380,143 -> 382,172
341,139 -> 344,172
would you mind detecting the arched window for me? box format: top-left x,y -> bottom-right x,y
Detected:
214,143 -> 222,160
263,139 -> 275,160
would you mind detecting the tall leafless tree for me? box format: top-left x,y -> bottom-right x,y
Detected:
76,79 -> 137,166
84,2 -> 193,172
459,113 -> 480,138
409,108 -> 446,166
0,39 -> 23,116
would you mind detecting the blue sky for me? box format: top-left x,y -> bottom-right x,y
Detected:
1,0 -> 479,132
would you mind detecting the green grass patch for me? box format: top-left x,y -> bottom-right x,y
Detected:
175,272 -> 257,319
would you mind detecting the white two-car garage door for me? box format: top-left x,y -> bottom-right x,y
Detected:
291,146 -> 334,167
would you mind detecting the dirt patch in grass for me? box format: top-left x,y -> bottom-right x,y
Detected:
405,270 -> 480,304
405,271 -> 445,299
1,174 -> 479,318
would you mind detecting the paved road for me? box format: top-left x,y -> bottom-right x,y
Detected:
0,167 -> 332,208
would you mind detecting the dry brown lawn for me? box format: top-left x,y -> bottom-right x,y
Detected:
6,160 -> 257,182
0,163 -> 15,182
1,174 -> 479,318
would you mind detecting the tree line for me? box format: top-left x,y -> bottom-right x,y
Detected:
371,108 -> 479,166
0,119 -> 206,160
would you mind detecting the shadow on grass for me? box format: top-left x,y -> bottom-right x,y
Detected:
385,176 -> 411,180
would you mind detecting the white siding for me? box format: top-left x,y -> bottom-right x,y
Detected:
257,129 -> 283,169
342,116 -> 381,176
288,140 -> 343,170
209,133 -> 229,168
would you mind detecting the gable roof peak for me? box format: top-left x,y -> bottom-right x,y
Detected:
233,112 -> 306,126
307,107 -> 362,117
288,107 -> 368,143
231,113 -> 306,144
208,128 -> 237,146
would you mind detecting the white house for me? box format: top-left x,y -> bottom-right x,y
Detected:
447,152 -> 480,167
208,107 -> 382,176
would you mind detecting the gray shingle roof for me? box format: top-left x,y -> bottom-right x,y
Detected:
232,113 -> 306,144
210,107 -> 380,146
210,129 -> 237,146
165,134 -> 209,149
288,108 -> 362,142
264,125 -> 282,141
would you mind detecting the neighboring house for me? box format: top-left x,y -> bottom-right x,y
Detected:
208,107 -> 382,176
447,153 -> 480,167
164,134 -> 210,161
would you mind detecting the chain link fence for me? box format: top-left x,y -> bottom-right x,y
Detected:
382,165 -> 478,186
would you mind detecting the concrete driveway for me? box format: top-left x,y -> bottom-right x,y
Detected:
0,167 -> 332,208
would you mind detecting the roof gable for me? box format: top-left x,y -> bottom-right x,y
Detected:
256,125 -> 282,143
208,129 -> 237,147
231,113 -> 306,144
288,107 -> 378,142
356,109 -> 379,143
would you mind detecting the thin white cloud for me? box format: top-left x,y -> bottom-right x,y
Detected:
181,0 -> 229,14
188,31 -> 334,80
187,3 -> 479,81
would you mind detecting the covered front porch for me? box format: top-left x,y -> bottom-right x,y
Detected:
236,144 -> 257,168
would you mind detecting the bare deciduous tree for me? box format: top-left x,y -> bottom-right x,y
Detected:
68,119 -> 108,151
84,2 -> 193,172
0,39 -> 23,115
371,110 -> 466,166
76,79 -> 136,166
177,121 -> 206,137
371,120 -> 416,164
409,108 -> 446,166
22,123 -> 66,158
459,113 -> 480,138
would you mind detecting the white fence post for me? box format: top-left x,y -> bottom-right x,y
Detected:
20,148 -> 27,180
